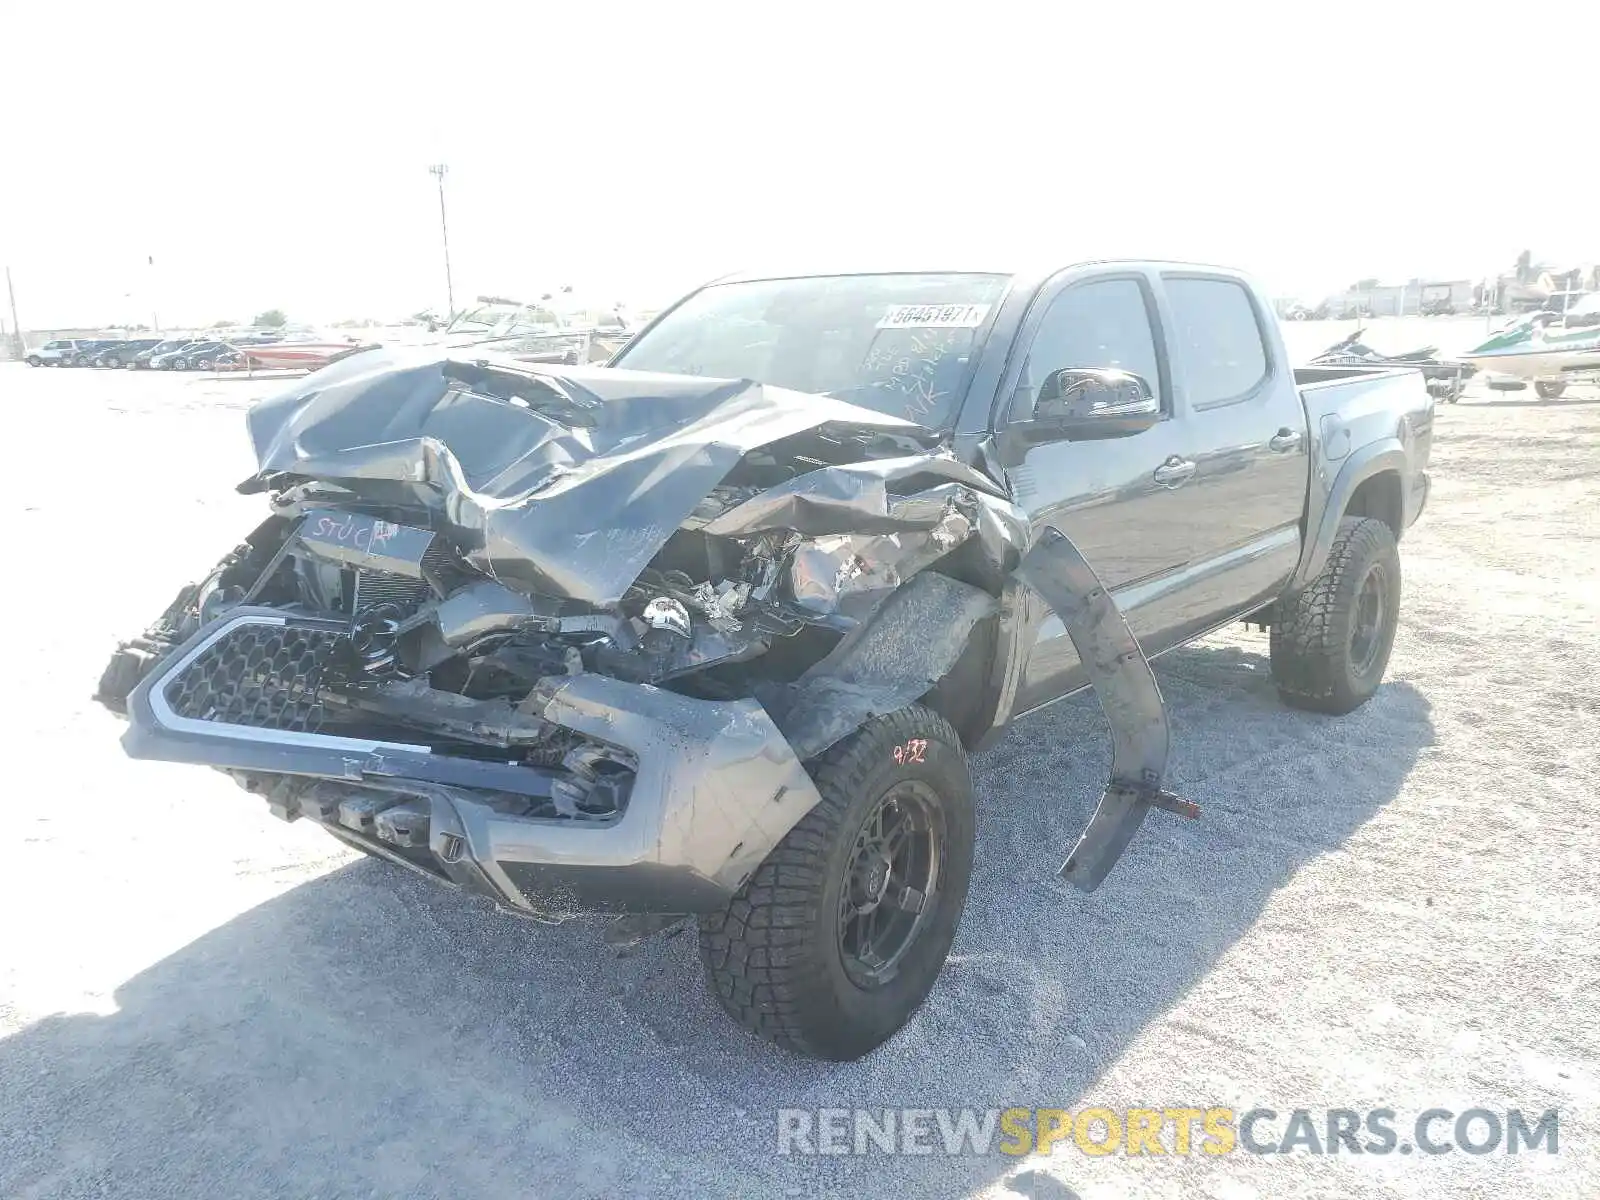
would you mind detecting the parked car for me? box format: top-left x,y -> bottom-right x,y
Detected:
148,343 -> 203,370
60,339 -> 130,367
133,338 -> 200,369
25,339 -> 95,366
97,259 -> 1433,1061
93,338 -> 166,368
86,339 -> 133,367
150,341 -> 229,370
175,341 -> 234,370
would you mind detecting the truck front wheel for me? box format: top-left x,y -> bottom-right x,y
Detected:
698,704 -> 975,1060
1271,516 -> 1401,715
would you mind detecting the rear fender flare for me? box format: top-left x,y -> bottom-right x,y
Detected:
1292,438 -> 1405,591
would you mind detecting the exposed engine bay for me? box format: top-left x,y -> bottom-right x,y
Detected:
101,483 -> 997,815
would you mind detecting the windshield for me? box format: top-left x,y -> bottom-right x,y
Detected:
447,301 -> 565,339
613,272 -> 1009,427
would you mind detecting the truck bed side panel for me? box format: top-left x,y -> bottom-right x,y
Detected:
1291,367 -> 1433,590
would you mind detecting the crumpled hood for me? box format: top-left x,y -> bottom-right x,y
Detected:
244,347 -> 986,604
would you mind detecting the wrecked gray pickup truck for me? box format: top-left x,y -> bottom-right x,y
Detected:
96,262 -> 1432,1060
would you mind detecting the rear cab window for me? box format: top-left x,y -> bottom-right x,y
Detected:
1162,276 -> 1271,407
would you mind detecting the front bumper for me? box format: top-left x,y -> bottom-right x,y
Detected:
121,608 -> 822,917
114,524 -> 1191,915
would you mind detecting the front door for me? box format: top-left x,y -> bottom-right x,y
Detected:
1005,274 -> 1199,713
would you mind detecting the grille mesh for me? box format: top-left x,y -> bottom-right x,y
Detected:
165,623 -> 346,733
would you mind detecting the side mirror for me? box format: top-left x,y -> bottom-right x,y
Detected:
1018,368 -> 1160,444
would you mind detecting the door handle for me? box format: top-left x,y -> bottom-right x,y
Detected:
1152,456 -> 1196,487
1269,428 -> 1303,452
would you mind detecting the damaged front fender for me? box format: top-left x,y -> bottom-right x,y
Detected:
766,523 -> 1192,892
1013,526 -> 1197,891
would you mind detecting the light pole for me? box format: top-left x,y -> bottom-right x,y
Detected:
428,163 -> 455,318
5,266 -> 22,359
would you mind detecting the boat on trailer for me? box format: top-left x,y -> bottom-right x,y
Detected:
218,338 -> 374,373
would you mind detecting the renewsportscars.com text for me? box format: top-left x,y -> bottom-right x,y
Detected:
776,1106 -> 1560,1157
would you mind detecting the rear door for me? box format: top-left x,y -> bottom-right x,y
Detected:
1152,273 -> 1308,640
1003,270 -> 1200,713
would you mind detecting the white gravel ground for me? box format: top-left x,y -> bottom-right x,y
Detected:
1,328 -> 1596,1199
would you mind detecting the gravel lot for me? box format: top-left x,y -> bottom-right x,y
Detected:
2,330 -> 1596,1199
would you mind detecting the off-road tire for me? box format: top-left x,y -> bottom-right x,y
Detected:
25,356 -> 41,367
698,704 -> 975,1060
1271,516 -> 1401,715
1535,380 -> 1567,400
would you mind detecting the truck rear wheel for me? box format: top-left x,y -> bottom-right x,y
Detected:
1535,380 -> 1567,400
698,704 -> 974,1060
1271,516 -> 1401,715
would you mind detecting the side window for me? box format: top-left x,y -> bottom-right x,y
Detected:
1163,277 -> 1269,405
1021,278 -> 1163,414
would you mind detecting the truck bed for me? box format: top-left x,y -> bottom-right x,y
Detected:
1293,364 -> 1422,388
1295,366 -> 1431,469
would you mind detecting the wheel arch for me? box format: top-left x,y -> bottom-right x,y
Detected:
770,571 -> 1001,763
1345,468 -> 1404,539
921,602 -> 1003,749
1291,439 -> 1406,592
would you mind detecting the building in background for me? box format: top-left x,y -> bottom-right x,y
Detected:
1321,279 -> 1474,318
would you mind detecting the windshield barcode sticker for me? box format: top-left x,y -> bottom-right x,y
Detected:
877,304 -> 991,330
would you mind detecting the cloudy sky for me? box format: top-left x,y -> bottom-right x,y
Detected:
1,0 -> 1593,328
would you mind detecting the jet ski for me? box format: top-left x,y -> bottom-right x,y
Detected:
1458,304 -> 1600,399
1310,329 -> 1476,402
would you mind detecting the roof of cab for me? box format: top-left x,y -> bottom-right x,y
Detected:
704,258 -> 1251,287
